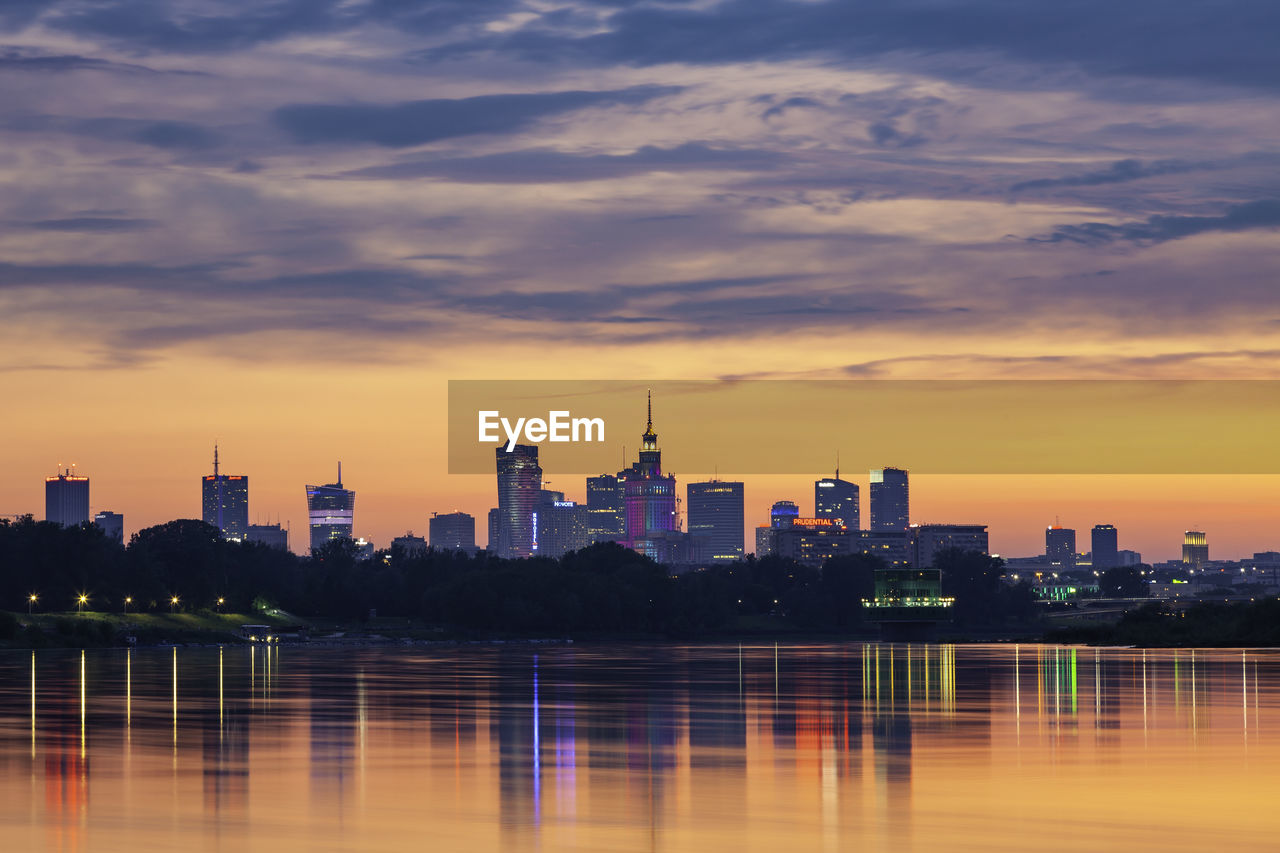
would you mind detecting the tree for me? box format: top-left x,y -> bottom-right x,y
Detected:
1100,565 -> 1148,598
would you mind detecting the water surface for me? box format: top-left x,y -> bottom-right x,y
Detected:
0,643 -> 1276,851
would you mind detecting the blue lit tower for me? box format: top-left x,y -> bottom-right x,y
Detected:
306,463 -> 355,552
622,391 -> 677,558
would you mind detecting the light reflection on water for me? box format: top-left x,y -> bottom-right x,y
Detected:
1,643 -> 1278,851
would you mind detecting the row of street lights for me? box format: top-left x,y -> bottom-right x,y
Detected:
24,594 -> 226,614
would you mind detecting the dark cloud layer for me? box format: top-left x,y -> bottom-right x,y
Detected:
273,85 -> 681,147
1011,159 -> 1210,193
1031,199 -> 1280,245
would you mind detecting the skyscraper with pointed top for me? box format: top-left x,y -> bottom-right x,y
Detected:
306,462 -> 355,552
622,391 -> 678,558
202,444 -> 249,540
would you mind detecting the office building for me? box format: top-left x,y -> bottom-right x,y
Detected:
1182,531 -> 1209,569
487,508 -> 501,553
815,473 -> 859,530
755,525 -> 775,557
429,511 -> 476,553
773,516 -> 850,567
392,533 -> 428,557
305,463 -> 355,552
586,473 -> 625,543
202,445 -> 249,540
45,469 -> 90,527
533,494 -> 590,559
687,480 -> 744,563
621,393 -> 677,559
869,467 -> 909,531
94,510 -> 124,544
245,523 -> 288,551
495,444 -> 542,559
852,529 -> 912,568
1091,524 -> 1119,570
1046,525 -> 1076,568
910,523 -> 989,568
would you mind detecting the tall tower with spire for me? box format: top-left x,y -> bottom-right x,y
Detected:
621,390 -> 677,557
305,463 -> 356,552
202,445 -> 249,540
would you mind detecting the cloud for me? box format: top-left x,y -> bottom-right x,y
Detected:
273,85 -> 681,147
22,217 -> 157,232
1,115 -> 223,149
1029,199 -> 1280,245
332,142 -> 782,182
1011,159 -> 1210,193
762,96 -> 823,120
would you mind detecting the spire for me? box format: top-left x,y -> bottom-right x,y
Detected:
647,388 -> 653,432
337,461 -> 343,488
213,443 -> 220,477
835,450 -> 839,481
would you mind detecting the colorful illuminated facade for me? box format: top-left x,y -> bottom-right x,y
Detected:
622,393 -> 677,559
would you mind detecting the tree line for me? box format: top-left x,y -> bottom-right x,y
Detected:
0,516 -> 1037,636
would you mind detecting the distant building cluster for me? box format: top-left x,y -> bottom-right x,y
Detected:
25,394 -> 1274,602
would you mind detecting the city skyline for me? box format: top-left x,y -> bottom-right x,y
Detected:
9,444 -> 1273,564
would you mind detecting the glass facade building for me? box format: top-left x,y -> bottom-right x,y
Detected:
869,467 -> 909,532
306,464 -> 355,552
687,480 -> 745,563
495,444 -> 542,558
815,475 -> 859,530
586,473 -> 625,543
202,446 -> 249,540
1091,524 -> 1119,569
429,511 -> 476,553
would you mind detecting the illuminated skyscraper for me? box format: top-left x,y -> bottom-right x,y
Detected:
1046,524 -> 1076,568
586,473 -> 625,543
305,463 -> 355,552
94,510 -> 124,544
1092,524 -> 1119,570
496,444 -> 542,558
815,472 -> 859,530
45,469 -> 90,527
533,493 -> 589,558
202,445 -> 249,540
869,467 -> 909,531
770,500 -> 800,528
622,392 -> 677,559
687,480 -> 744,563
1182,530 -> 1208,569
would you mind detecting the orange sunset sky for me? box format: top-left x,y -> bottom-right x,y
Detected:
2,1 -> 1279,561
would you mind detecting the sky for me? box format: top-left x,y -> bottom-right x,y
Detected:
1,0 -> 1278,560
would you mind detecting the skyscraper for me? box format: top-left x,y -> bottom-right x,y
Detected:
202,445 -> 249,540
533,494 -> 590,558
586,473 -> 625,543
1091,524 -> 1119,570
869,467 -> 909,532
1182,530 -> 1208,569
94,510 -> 124,544
771,500 -> 800,528
495,444 -> 542,558
430,511 -> 476,553
1046,525 -> 1076,568
621,392 -> 677,559
305,463 -> 355,552
815,472 -> 859,530
687,480 -> 745,563
45,469 -> 89,527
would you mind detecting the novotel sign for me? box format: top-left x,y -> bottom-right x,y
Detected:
478,410 -> 606,453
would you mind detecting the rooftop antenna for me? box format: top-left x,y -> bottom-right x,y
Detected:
213,443 -> 224,532
337,461 -> 343,488
835,450 -> 840,481
647,388 -> 653,431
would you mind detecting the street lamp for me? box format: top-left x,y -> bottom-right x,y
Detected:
216,597 -> 225,613
77,594 -> 88,615
170,595 -> 180,613
123,596 -> 132,614
28,593 -> 37,615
